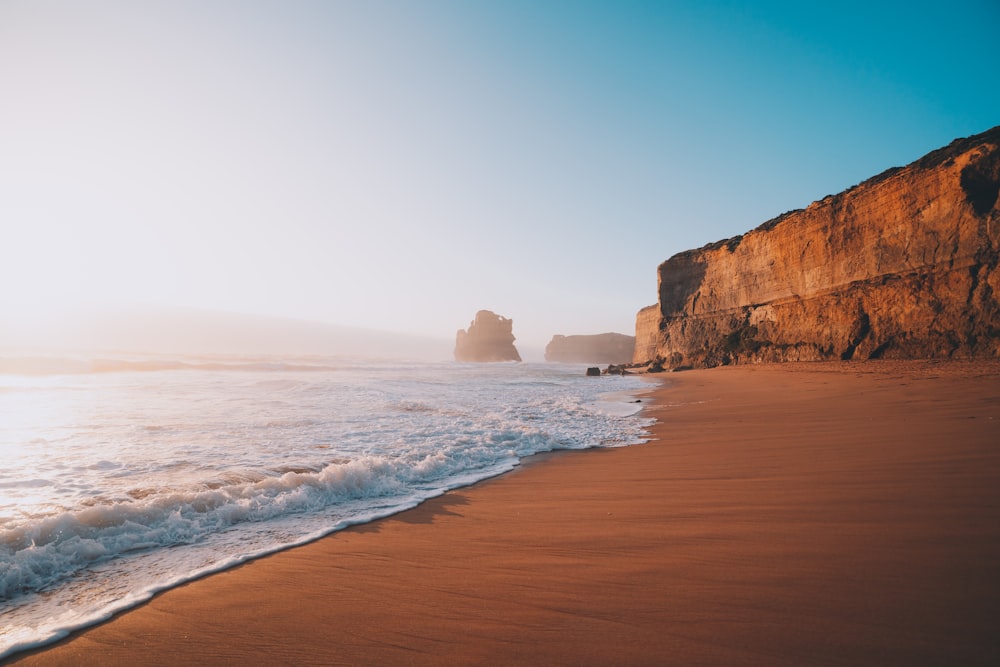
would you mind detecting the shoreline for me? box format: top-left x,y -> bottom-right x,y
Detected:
0,370 -> 654,663
9,360 -> 1000,665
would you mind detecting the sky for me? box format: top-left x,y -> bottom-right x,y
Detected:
1,0 -> 998,358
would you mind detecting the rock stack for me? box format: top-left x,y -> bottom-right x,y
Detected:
455,310 -> 522,362
544,333 -> 635,364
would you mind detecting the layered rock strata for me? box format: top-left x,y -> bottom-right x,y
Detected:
455,310 -> 522,362
544,333 -> 635,364
635,126 -> 1000,367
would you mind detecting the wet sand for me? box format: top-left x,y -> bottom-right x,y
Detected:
10,361 -> 1000,666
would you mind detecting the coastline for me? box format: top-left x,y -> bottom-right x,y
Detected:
9,360 -> 1000,665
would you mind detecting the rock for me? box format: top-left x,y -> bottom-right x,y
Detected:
454,310 -> 522,362
544,333 -> 635,363
585,367 -> 602,376
634,126 -> 1000,368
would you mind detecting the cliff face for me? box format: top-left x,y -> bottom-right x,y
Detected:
544,333 -> 635,364
455,310 -> 522,362
635,126 -> 1000,367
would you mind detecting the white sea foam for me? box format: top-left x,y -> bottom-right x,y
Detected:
0,359 -> 653,659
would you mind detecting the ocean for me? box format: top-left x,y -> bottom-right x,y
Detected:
0,356 -> 653,659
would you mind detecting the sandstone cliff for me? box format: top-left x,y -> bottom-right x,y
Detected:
544,333 -> 635,364
634,126 -> 1000,367
455,310 -> 522,362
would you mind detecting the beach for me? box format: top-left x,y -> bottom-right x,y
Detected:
9,360 -> 1000,666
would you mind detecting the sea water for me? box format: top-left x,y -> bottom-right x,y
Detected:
0,356 -> 653,659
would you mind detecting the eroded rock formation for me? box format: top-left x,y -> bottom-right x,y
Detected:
544,333 -> 635,364
455,310 -> 522,362
634,126 -> 1000,368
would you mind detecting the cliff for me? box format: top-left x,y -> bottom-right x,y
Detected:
544,333 -> 635,364
455,310 -> 522,362
635,126 -> 1000,368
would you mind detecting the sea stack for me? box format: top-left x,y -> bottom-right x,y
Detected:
635,126 -> 1000,368
454,310 -> 522,362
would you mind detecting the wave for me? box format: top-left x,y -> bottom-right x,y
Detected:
0,424 -> 565,601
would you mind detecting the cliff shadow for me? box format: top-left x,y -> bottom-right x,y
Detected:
658,253 -> 708,316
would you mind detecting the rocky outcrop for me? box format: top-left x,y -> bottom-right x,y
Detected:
635,126 -> 1000,368
455,310 -> 522,362
544,333 -> 635,364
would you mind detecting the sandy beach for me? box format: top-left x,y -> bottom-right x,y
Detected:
9,360 -> 1000,666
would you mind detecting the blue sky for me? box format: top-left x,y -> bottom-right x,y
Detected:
1,0 -> 997,356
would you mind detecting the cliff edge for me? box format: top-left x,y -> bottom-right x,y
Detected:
634,126 -> 1000,367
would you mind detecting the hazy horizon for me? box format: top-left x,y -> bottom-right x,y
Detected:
0,306 -> 455,361
3,1 -> 998,356
0,305 -> 580,363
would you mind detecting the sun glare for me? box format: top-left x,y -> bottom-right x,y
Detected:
0,374 -> 84,519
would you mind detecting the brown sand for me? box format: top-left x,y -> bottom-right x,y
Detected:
9,361 -> 1000,666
